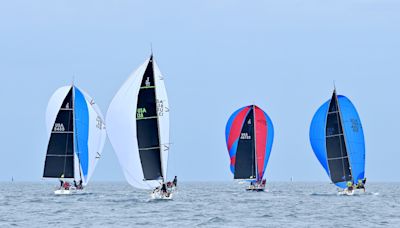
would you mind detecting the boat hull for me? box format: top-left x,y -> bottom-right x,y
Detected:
337,188 -> 366,196
246,187 -> 265,192
151,191 -> 173,200
54,187 -> 84,195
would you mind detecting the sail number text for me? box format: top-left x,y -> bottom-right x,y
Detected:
53,123 -> 65,132
240,133 -> 251,140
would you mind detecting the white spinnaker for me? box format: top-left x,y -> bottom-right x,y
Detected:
77,86 -> 107,186
45,86 -> 72,138
106,58 -> 160,190
153,59 -> 170,182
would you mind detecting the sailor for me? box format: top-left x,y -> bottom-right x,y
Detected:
59,174 -> 65,188
356,179 -> 366,192
77,180 -> 83,189
362,177 -> 367,185
261,179 -> 266,187
346,181 -> 354,191
249,181 -> 255,190
63,181 -> 70,190
73,180 -> 77,188
172,176 -> 178,187
161,184 -> 167,193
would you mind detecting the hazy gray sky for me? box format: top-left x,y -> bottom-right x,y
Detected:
1,0 -> 399,182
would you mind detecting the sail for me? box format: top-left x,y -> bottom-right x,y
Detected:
107,56 -> 169,190
310,91 -> 365,189
44,85 -> 106,185
254,106 -> 274,181
234,107 -> 256,179
74,86 -> 106,186
153,60 -> 170,181
44,86 -> 75,178
337,95 -> 365,182
325,91 -> 352,186
225,105 -> 274,181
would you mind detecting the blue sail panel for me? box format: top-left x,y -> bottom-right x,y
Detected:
309,100 -> 330,177
338,95 -> 365,183
74,87 -> 89,178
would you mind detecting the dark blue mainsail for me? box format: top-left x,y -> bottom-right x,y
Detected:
310,90 -> 365,189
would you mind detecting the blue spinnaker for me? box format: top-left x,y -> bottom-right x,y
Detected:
338,95 -> 365,182
310,94 -> 365,189
74,87 -> 89,179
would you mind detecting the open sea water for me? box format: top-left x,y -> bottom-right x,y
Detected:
0,182 -> 399,227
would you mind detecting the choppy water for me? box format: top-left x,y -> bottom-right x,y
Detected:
0,182 -> 399,227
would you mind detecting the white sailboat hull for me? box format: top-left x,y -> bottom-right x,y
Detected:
54,189 -> 75,195
337,189 -> 354,196
150,191 -> 173,200
246,186 -> 266,192
337,188 -> 366,196
54,187 -> 84,195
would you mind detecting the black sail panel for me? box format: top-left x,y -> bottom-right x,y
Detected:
325,91 -> 352,184
234,108 -> 256,179
136,57 -> 163,180
43,88 -> 75,178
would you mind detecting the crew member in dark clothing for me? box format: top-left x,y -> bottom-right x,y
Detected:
356,178 -> 366,192
59,174 -> 65,188
346,181 -> 354,191
173,176 -> 178,187
161,184 -> 167,193
77,180 -> 83,189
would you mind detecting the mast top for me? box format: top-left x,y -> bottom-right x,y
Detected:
150,43 -> 153,59
333,80 -> 336,93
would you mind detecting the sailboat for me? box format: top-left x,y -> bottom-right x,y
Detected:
309,88 -> 366,195
225,105 -> 274,191
106,54 -> 175,199
43,85 -> 106,195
